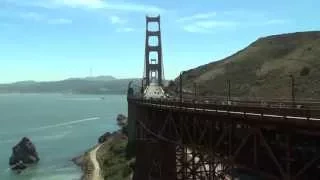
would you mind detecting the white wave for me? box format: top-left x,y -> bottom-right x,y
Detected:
32,130 -> 72,142
0,130 -> 71,145
60,98 -> 101,101
28,117 -> 100,132
54,166 -> 77,172
0,138 -> 18,144
3,167 -> 10,173
31,173 -> 80,180
0,117 -> 99,144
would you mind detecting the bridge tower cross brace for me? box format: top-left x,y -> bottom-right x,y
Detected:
144,15 -> 164,87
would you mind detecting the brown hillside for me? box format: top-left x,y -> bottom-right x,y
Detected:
180,31 -> 320,99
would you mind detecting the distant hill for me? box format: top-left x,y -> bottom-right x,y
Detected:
67,75 -> 116,81
178,31 -> 320,99
0,76 -> 139,94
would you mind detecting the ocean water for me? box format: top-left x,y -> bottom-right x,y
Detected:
0,93 -> 127,180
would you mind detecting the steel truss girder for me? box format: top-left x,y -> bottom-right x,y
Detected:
134,106 -> 320,180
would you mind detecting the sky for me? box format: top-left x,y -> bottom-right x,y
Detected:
0,0 -> 319,83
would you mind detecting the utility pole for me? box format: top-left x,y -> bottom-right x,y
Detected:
193,82 -> 197,97
290,75 -> 295,107
180,72 -> 183,103
141,78 -> 145,95
226,62 -> 231,102
227,79 -> 231,102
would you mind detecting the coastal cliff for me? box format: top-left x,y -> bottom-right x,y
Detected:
73,114 -> 134,180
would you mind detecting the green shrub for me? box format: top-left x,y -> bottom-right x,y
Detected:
99,139 -> 133,180
300,67 -> 310,76
122,164 -> 132,177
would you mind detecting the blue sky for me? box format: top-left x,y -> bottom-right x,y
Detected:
0,0 -> 319,83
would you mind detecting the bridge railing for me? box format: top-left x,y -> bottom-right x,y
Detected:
179,92 -> 320,102
168,92 -> 320,108
128,95 -> 320,119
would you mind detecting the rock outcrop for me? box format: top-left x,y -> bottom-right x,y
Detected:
72,154 -> 84,167
98,114 -> 128,144
9,137 -> 40,171
98,131 -> 118,144
116,114 -> 128,127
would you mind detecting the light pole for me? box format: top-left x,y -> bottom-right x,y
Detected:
180,71 -> 185,103
141,77 -> 146,95
127,81 -> 134,97
193,82 -> 197,97
290,75 -> 295,107
226,62 -> 231,102
227,79 -> 231,102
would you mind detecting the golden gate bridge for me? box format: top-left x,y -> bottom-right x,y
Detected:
127,15 -> 320,180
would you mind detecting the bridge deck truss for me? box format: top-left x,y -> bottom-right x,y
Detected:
129,98 -> 320,180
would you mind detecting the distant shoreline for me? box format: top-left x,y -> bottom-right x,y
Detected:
0,92 -> 127,95
0,76 -> 137,96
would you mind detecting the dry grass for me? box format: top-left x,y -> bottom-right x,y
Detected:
179,31 -> 320,99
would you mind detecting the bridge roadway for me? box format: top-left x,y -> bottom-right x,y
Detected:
128,96 -> 320,180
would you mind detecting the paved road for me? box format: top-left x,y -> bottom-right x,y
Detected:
89,145 -> 103,180
143,102 -> 320,121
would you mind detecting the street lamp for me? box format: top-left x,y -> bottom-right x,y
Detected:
226,62 -> 232,102
141,77 -> 146,95
289,75 -> 295,107
227,79 -> 231,102
193,82 -> 197,97
180,71 -> 185,103
127,81 -> 134,97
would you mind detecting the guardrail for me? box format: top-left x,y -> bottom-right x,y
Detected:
128,96 -> 320,119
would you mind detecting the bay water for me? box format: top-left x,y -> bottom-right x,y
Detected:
0,94 -> 126,180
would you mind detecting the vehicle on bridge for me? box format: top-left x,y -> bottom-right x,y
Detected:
143,81 -> 167,99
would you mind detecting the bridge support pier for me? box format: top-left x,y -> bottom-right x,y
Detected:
127,99 -> 138,158
133,140 -> 177,180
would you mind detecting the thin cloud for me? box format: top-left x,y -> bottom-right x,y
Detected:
13,0 -> 105,9
179,11 -> 291,33
177,12 -> 217,22
0,22 -> 17,27
183,25 -> 209,33
109,15 -> 127,24
19,12 -> 44,21
51,0 -> 105,9
18,11 -> 72,25
195,20 -> 237,28
263,19 -> 289,25
178,12 -> 236,33
48,18 -> 72,24
116,27 -> 135,32
11,0 -> 165,14
221,10 -> 266,18
104,3 -> 163,14
183,20 -> 238,33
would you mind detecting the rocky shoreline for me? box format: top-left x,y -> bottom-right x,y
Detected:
72,146 -> 97,180
72,114 -> 133,180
